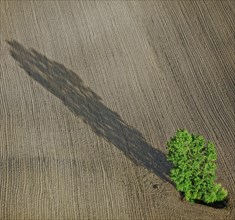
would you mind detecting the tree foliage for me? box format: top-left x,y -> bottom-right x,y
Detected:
167,129 -> 228,203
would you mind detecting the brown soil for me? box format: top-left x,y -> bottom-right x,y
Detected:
0,1 -> 234,219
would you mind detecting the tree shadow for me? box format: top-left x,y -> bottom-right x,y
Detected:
7,40 -> 173,184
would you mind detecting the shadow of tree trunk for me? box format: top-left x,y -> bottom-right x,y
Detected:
7,40 -> 173,184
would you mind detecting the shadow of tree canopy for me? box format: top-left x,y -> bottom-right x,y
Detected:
7,40 -> 172,184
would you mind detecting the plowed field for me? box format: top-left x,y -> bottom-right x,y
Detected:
0,1 -> 234,219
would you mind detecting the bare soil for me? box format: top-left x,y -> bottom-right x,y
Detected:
0,1 -> 234,219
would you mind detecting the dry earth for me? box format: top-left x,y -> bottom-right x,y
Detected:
0,1 -> 235,219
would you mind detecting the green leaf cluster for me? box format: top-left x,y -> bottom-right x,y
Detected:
167,129 -> 228,203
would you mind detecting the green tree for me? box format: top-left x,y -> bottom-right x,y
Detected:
167,129 -> 228,203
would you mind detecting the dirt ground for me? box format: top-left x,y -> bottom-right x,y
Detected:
0,1 -> 234,219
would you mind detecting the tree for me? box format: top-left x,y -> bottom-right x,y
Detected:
167,129 -> 228,203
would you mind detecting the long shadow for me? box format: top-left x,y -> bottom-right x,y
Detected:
7,40 -> 173,184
